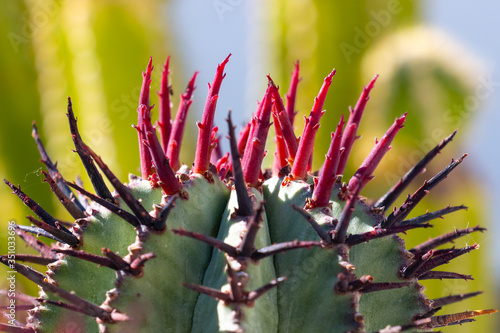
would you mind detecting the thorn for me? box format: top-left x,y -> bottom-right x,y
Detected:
348,113 -> 406,194
193,55 -> 231,174
237,121 -> 251,157
4,179 -> 72,234
252,240 -> 323,260
14,229 -> 58,260
158,56 -> 172,153
52,248 -> 121,271
66,98 -> 114,201
0,291 -> 36,306
359,282 -> 410,293
291,204 -> 332,243
271,112 -> 289,176
227,111 -> 253,216
35,298 -> 96,318
167,71 -> 198,170
65,180 -> 140,228
400,205 -> 467,226
238,204 -> 265,257
74,175 -> 91,209
26,215 -> 79,247
347,275 -> 375,292
247,276 -> 288,303
0,256 -> 45,281
182,282 -> 231,303
215,152 -> 229,181
172,228 -> 239,258
418,271 -> 473,281
210,132 -> 223,167
428,248 -> 457,256
424,309 -> 497,329
32,121 -> 86,213
375,130 -> 458,210
337,75 -> 378,175
285,60 -> 300,125
0,304 -> 34,313
410,226 -> 486,255
81,144 -> 156,227
141,104 -> 181,195
334,182 -> 364,244
153,195 -> 176,231
15,224 -> 65,244
383,154 -> 467,228
137,58 -> 154,179
272,85 -> 298,163
401,250 -> 435,278
418,306 -> 443,319
101,248 -> 129,270
0,257 -> 112,322
3,254 -> 56,266
346,223 -> 431,246
291,70 -> 335,180
226,259 -> 244,302
139,57 -> 154,107
241,81 -> 276,187
41,170 -> 86,220
278,164 -> 292,178
311,116 -> 344,207
432,291 -> 484,308
129,252 -> 155,274
413,244 -> 479,277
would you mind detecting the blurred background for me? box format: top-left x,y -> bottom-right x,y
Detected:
0,0 -> 498,331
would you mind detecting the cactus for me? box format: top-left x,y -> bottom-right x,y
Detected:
1,56 -> 496,333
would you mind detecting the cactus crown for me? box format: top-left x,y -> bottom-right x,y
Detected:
1,56 -> 496,333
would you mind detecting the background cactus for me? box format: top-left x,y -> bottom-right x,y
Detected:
0,56 -> 497,332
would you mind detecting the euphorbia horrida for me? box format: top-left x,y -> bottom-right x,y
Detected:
1,55 -> 497,333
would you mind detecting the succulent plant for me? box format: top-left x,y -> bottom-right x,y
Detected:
1,55 -> 496,333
